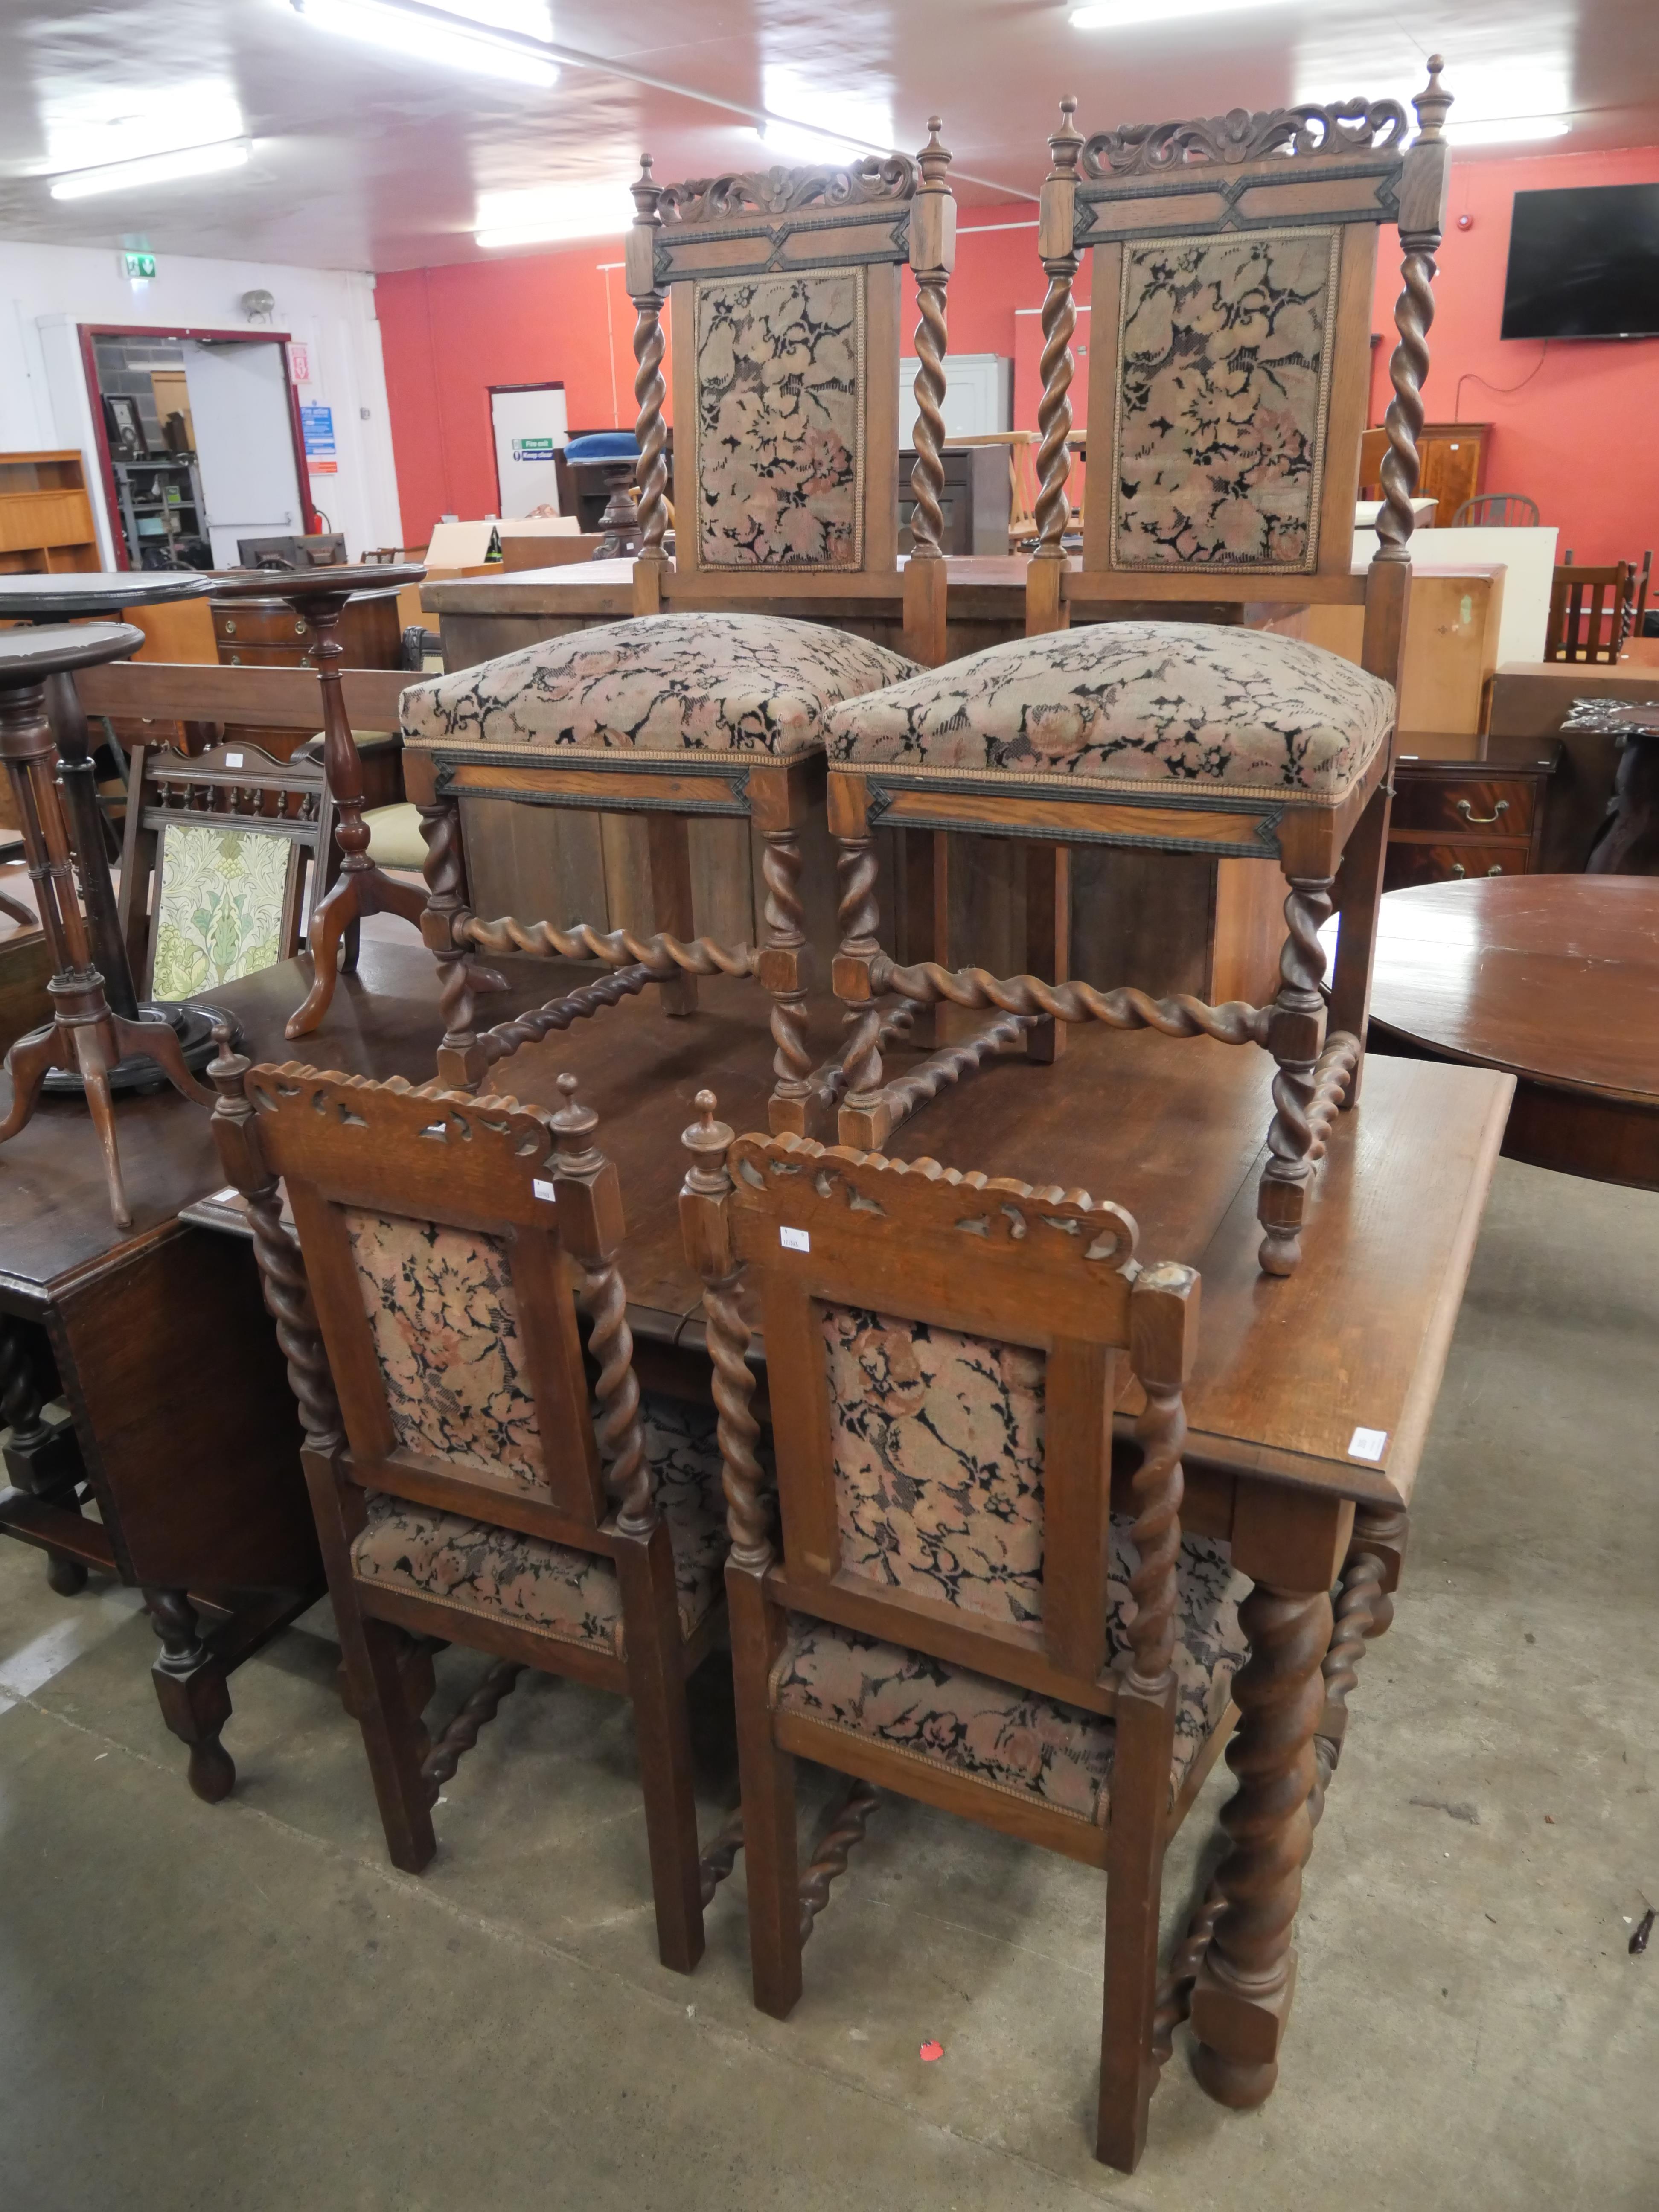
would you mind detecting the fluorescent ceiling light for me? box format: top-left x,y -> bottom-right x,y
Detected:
290,0 -> 559,87
758,64 -> 892,161
49,138 -> 252,200
43,82 -> 246,174
1071,0 -> 1281,27
475,179 -> 630,247
1295,45 -> 1573,148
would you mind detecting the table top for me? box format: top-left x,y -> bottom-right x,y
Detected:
1366,877 -> 1659,1108
0,942 -> 1511,1513
208,563 -> 425,600
0,623 -> 144,680
0,572 -> 210,618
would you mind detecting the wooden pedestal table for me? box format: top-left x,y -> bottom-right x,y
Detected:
0,569 -> 224,1083
1364,876 -> 1659,1188
0,627 -> 215,1228
204,564 -> 428,1038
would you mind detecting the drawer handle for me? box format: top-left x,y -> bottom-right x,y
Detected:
222,619 -> 236,637
1451,862 -> 1505,879
1455,798 -> 1509,824
294,618 -> 308,636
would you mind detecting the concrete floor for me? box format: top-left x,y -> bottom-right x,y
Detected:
1,1156 -> 1655,2211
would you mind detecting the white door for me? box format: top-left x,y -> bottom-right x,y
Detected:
181,339 -> 306,565
491,384 -> 569,517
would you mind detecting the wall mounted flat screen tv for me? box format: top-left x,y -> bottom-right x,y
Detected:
1502,183 -> 1659,339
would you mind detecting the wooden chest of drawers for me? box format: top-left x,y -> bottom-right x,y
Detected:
1385,734 -> 1561,891
210,586 -> 402,672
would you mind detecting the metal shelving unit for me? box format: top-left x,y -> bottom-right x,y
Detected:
111,455 -> 212,571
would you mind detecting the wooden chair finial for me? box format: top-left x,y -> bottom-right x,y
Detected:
631,154 -> 663,221
552,1070 -> 602,1173
206,1017 -> 250,1103
1049,96 -> 1084,179
917,117 -> 952,186
1413,55 -> 1453,140
681,1089 -> 735,1194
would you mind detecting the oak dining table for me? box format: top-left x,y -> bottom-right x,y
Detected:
3,934 -> 1511,2113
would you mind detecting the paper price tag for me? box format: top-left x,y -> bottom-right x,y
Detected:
1347,1426 -> 1388,1462
780,1225 -> 810,1252
225,751 -> 244,765
532,1178 -> 557,1201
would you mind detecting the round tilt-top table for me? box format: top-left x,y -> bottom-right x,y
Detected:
1364,876 -> 1659,1189
0,625 -> 217,1227
207,564 -> 430,1036
0,569 -> 223,1083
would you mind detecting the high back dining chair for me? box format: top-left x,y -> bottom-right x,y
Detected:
399,127 -> 961,1130
119,739 -> 332,1001
1545,559 -> 1633,663
208,1049 -> 731,1973
679,1096 -> 1250,2172
824,63 -> 1455,1276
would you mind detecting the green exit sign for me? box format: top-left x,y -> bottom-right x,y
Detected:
120,250 -> 157,281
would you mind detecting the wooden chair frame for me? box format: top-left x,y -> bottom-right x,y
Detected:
207,1050 -> 727,1974
1546,559 -> 1633,664
119,738 -> 332,1000
680,1100 -> 1236,2171
825,62 -> 1456,1276
404,126 -> 961,1126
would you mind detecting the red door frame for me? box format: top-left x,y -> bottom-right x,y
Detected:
485,379 -> 566,518
78,323 -> 318,570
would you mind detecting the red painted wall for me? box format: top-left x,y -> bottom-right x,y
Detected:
1366,144 -> 1659,563
378,146 -> 1659,560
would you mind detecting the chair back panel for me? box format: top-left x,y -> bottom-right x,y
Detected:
728,1132 -> 1147,1694
633,155 -> 937,587
245,1065 -> 606,1527
340,1207 -> 544,1488
152,818 -> 297,996
823,1300 -> 1046,1629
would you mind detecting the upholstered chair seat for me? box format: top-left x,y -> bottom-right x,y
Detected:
400,613 -> 920,762
350,1393 -> 729,1654
825,621 -> 1396,803
770,1519 -> 1248,1824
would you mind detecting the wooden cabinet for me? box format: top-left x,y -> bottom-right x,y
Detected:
1359,422 -> 1490,529
898,447 -> 1013,556
0,450 -> 99,575
1385,733 -> 1559,891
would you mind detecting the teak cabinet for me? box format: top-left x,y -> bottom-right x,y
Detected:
0,451 -> 100,576
1360,422 -> 1490,530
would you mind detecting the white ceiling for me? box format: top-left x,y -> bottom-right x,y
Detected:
0,0 -> 1652,273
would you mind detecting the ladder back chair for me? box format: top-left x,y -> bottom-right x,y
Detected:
208,1050 -> 732,1974
1545,559 -> 1633,663
119,739 -> 332,1003
824,61 -> 1455,1275
399,126 -> 960,1131
679,1096 -> 1249,2173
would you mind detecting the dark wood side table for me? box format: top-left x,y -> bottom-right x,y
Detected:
1385,731 -> 1560,891
1365,876 -> 1659,1188
0,1056 -> 319,1797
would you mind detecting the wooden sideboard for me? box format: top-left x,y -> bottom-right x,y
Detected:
1360,422 -> 1490,530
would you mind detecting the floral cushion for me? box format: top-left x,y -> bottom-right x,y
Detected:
769,1522 -> 1249,1822
349,1394 -> 729,1654
400,614 -> 919,761
825,621 -> 1395,801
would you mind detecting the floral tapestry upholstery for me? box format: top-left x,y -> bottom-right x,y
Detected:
343,1211 -> 543,1487
1112,227 -> 1338,573
349,1393 -> 730,1653
151,823 -> 292,997
822,1304 -> 1045,1628
771,1525 -> 1249,1818
400,614 -> 917,762
825,621 -> 1395,802
695,269 -> 864,570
